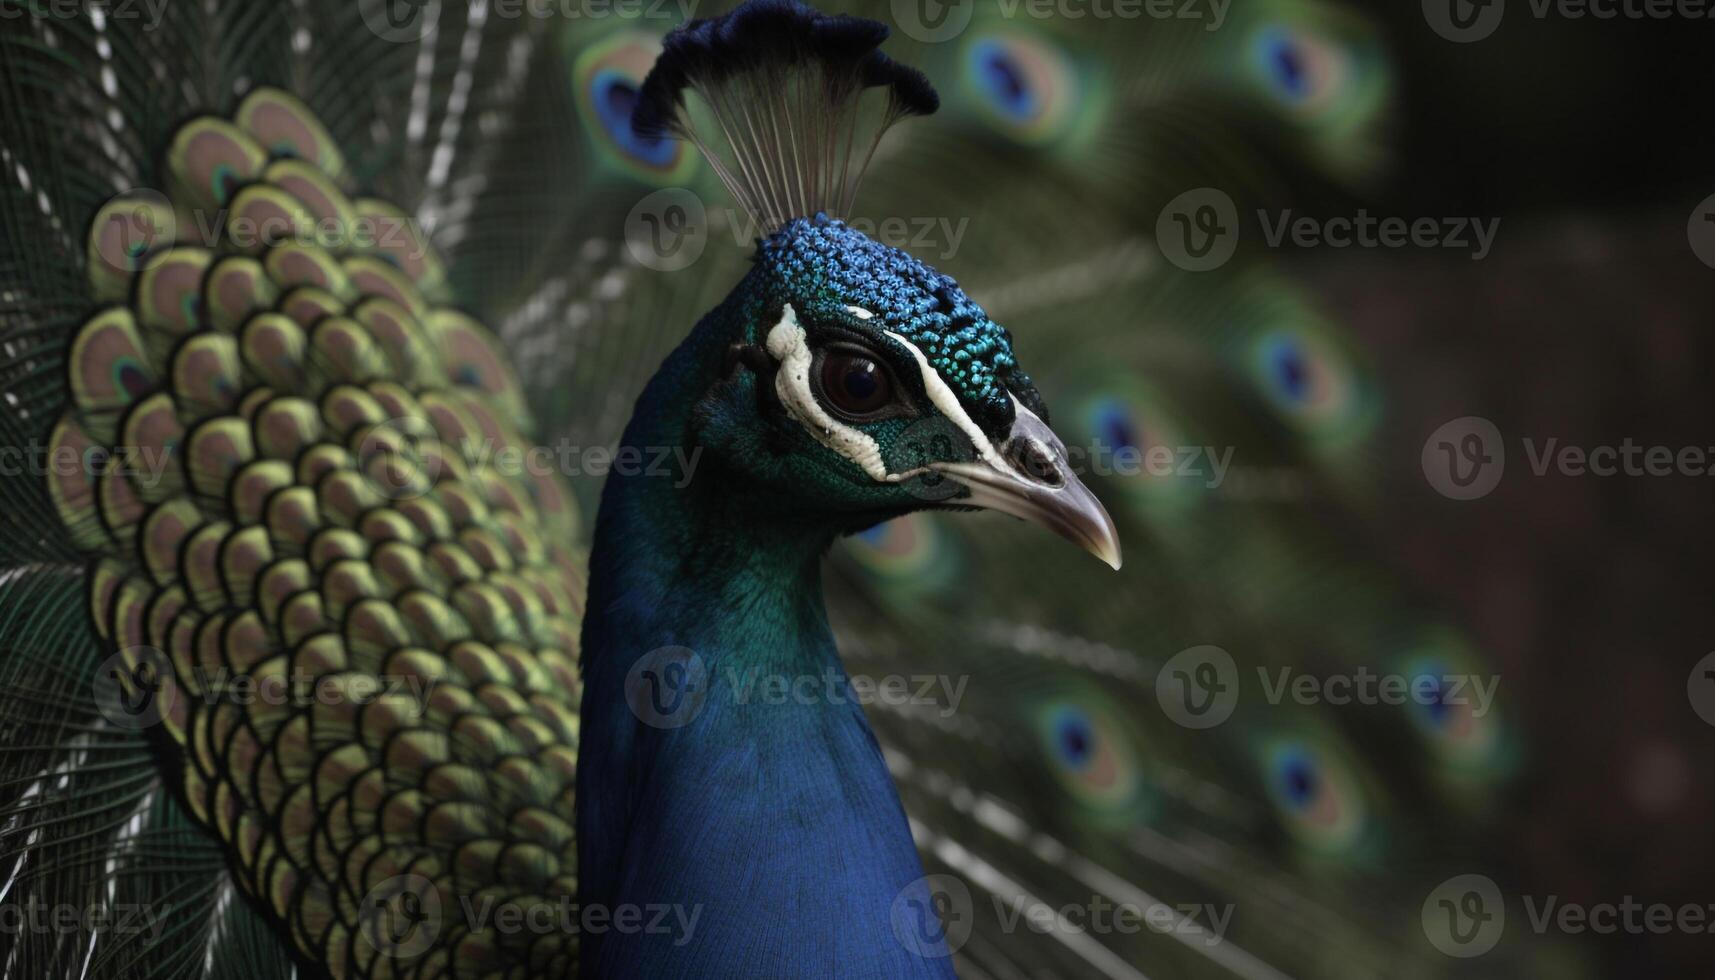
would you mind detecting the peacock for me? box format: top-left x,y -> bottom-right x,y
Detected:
0,0 -> 1584,977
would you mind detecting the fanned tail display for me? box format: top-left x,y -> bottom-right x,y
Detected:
0,1 -> 1576,978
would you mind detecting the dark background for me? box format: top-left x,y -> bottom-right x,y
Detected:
1316,6 -> 1715,975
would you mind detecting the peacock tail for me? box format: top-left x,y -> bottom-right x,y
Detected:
0,1 -> 1576,978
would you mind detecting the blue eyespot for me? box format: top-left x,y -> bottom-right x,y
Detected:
1089,397 -> 1140,453
1255,27 -> 1312,103
590,68 -> 677,169
974,40 -> 1041,122
1275,746 -> 1319,810
1053,707 -> 1094,768
1265,335 -> 1310,403
961,32 -> 1077,145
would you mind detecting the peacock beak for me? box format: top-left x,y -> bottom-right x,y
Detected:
931,405 -> 1123,571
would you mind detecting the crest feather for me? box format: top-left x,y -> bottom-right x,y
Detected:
633,0 -> 939,233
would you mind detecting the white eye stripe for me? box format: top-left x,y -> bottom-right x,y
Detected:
762,307 -> 1003,485
845,305 -> 874,320
766,304 -> 900,482
883,331 -> 1002,469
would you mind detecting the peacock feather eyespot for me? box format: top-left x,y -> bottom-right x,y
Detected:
1243,313 -> 1377,448
1033,695 -> 1149,819
1240,2 -> 1390,139
1397,631 -> 1511,774
569,31 -> 697,184
1258,735 -> 1368,854
961,30 -> 1086,148
840,512 -> 960,591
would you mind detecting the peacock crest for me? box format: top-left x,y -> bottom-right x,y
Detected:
48,88 -> 588,977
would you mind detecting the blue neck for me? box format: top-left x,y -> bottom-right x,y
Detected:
576,308 -> 955,978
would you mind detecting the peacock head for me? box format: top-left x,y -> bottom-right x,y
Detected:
687,214 -> 1120,569
637,0 -> 1119,568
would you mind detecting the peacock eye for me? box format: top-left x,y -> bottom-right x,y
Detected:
817,349 -> 895,419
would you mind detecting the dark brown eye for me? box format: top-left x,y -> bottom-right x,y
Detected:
818,350 -> 894,418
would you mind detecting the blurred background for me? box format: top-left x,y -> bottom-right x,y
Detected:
3,0 -> 1713,977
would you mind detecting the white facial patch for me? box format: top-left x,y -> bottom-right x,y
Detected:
766,304 -> 894,482
883,331 -> 1003,469
762,307 -> 1008,484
